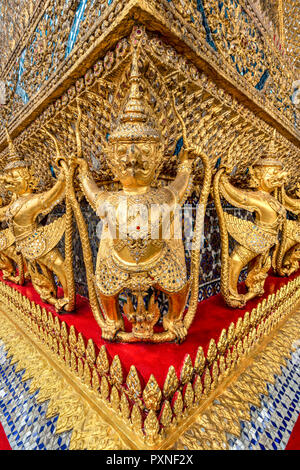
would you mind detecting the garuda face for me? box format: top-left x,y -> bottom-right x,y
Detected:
109,140 -> 161,190
2,167 -> 32,195
251,164 -> 288,193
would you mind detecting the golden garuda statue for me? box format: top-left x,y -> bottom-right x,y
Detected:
213,132 -> 288,308
0,128 -> 75,312
71,47 -> 211,342
274,183 -> 300,276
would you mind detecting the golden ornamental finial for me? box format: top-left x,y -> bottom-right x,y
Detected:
4,127 -> 29,171
171,91 -> 187,148
42,127 -> 61,160
108,47 -> 160,143
268,128 -> 277,156
5,126 -> 12,145
255,128 -> 283,168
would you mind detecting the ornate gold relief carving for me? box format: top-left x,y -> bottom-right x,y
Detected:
172,309 -> 300,450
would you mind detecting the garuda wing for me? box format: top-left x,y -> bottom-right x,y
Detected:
286,220 -> 300,244
18,216 -> 66,260
0,228 -> 15,251
224,213 -> 277,254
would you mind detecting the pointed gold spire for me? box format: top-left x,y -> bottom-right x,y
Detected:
255,128 -> 283,168
144,410 -> 160,444
109,47 -> 160,143
4,127 -> 30,171
268,129 -> 277,156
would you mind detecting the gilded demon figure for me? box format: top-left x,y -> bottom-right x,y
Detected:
274,183 -> 300,276
213,136 -> 288,308
75,50 -> 204,342
0,129 -> 72,311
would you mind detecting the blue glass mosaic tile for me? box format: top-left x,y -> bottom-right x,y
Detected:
227,346 -> 300,450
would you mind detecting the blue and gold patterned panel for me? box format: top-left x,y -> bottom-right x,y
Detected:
0,341 -> 72,450
228,346 -> 300,450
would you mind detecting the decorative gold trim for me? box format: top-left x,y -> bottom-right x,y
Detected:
172,309 -> 300,449
277,0 -> 285,47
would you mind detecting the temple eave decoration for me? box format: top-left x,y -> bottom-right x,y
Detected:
0,0 -> 299,451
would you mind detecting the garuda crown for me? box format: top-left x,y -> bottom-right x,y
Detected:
108,48 -> 160,144
254,129 -> 284,168
4,128 -> 30,171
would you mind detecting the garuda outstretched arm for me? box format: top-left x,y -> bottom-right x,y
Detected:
219,172 -> 257,211
29,172 -> 66,219
77,160 -> 107,213
168,153 -> 193,204
282,187 -> 300,215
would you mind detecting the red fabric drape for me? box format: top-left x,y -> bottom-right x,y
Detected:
286,415 -> 300,450
0,422 -> 11,450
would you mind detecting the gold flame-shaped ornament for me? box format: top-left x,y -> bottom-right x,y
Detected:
254,129 -> 283,168
108,47 -> 160,144
4,127 -> 30,171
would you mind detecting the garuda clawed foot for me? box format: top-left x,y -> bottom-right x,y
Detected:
227,291 -> 247,309
101,318 -> 125,341
163,316 -> 187,343
52,297 -> 70,313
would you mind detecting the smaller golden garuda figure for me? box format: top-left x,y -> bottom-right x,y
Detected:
0,129 -> 73,311
75,49 -> 205,342
213,133 -> 288,308
274,183 -> 300,276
